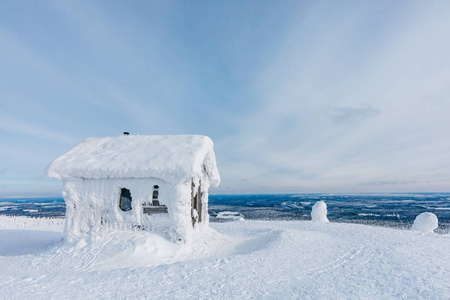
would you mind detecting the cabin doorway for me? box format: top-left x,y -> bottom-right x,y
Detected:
191,180 -> 202,226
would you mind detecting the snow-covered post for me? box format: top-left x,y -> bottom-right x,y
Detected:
411,212 -> 438,233
311,201 -> 329,222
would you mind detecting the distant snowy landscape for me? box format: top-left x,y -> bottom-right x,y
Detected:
1,215 -> 450,299
3,194 -> 450,232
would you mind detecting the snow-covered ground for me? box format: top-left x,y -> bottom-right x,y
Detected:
1,216 -> 450,299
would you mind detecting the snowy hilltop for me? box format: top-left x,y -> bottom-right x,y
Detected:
1,215 -> 450,299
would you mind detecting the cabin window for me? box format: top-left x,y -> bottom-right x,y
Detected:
191,180 -> 203,226
143,185 -> 168,215
119,188 -> 132,211
152,185 -> 160,206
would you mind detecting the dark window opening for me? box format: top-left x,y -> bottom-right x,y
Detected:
119,188 -> 132,211
191,180 -> 203,227
152,185 -> 160,206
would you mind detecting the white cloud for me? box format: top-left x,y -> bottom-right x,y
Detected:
1,1 -> 450,195
215,1 -> 450,193
330,105 -> 379,124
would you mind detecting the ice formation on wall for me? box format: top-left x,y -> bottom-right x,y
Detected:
411,212 -> 438,233
311,201 -> 329,222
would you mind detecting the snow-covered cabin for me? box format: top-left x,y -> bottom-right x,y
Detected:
47,134 -> 220,244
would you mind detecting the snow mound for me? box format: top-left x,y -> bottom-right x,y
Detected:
49,226 -> 238,271
411,212 -> 438,233
311,201 -> 329,222
46,135 -> 220,186
63,230 -> 192,270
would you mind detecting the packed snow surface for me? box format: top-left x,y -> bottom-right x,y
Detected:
1,218 -> 450,299
411,212 -> 438,233
46,135 -> 220,186
311,200 -> 329,222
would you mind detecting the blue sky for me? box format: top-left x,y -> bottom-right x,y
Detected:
1,0 -> 450,196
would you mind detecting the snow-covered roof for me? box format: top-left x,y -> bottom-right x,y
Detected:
47,135 -> 220,186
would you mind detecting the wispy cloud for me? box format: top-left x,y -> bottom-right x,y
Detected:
215,1 -> 450,193
330,105 -> 379,124
0,116 -> 77,145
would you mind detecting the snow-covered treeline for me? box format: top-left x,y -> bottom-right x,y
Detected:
0,215 -> 64,231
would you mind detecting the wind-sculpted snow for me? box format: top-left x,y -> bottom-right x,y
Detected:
412,212 -> 438,233
311,200 -> 329,222
46,135 -> 220,186
1,218 -> 450,299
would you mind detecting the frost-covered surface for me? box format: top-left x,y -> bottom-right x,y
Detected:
1,218 -> 450,299
61,178 -> 208,244
311,200 -> 329,222
0,215 -> 64,231
47,135 -> 220,186
411,212 -> 438,233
